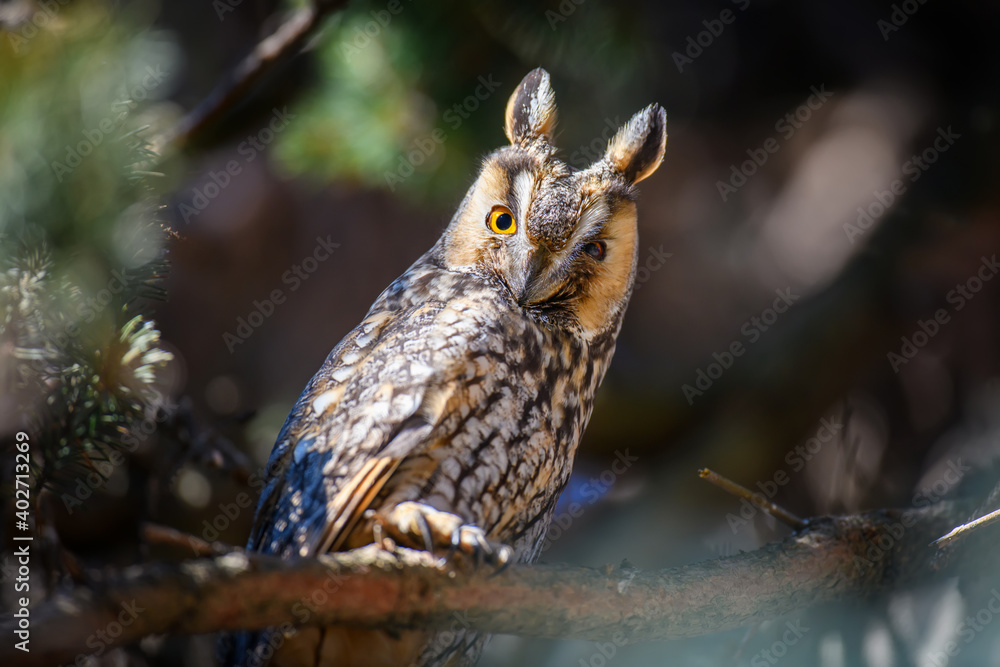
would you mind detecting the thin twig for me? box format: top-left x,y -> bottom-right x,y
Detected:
141,522 -> 237,558
932,506 -> 1000,548
164,0 -> 349,150
699,468 -> 808,530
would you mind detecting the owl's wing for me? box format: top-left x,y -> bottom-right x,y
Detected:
246,291 -> 479,559
223,288 -> 485,667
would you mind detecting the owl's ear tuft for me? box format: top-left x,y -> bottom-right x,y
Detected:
605,104 -> 667,184
505,68 -> 558,148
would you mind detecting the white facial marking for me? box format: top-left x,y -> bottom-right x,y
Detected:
512,171 -> 534,224
563,198 -> 610,256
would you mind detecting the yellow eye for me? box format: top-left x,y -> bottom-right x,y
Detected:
486,205 -> 516,235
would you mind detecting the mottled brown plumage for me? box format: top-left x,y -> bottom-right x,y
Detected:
220,68 -> 666,667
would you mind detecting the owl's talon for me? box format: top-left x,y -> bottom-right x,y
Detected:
415,511 -> 435,554
490,545 -> 513,575
449,524 -> 511,570
373,501 -> 511,569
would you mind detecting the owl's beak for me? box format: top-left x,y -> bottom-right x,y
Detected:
517,245 -> 554,306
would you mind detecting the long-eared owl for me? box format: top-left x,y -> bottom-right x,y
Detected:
221,68 -> 667,667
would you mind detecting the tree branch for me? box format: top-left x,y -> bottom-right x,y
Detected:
165,0 -> 349,150
3,505 -> 965,667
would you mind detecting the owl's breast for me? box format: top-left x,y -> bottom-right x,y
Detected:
368,284 -> 602,558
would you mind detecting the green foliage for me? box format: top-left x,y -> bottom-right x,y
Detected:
273,7 -> 439,195
274,1 -> 647,203
0,2 -> 176,494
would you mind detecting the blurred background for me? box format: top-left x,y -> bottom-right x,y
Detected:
2,0 -> 1000,665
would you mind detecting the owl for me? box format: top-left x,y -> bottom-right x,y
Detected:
220,68 -> 666,667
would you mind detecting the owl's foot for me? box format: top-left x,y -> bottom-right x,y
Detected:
369,501 -> 512,569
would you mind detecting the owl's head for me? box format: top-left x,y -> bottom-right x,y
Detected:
438,68 -> 666,342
